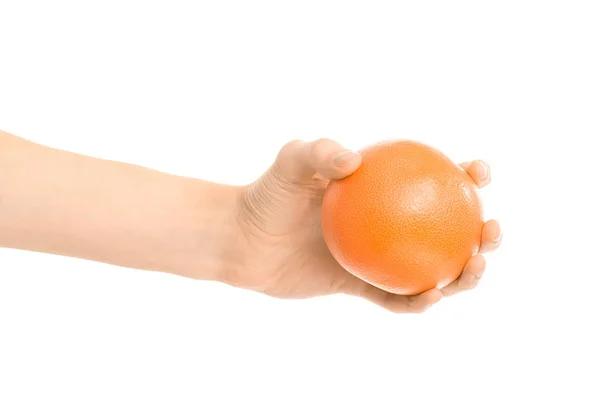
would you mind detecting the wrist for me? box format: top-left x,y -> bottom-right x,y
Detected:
163,178 -> 246,283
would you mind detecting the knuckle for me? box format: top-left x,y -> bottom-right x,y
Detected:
274,140 -> 307,183
279,139 -> 305,157
312,137 -> 335,148
310,138 -> 337,158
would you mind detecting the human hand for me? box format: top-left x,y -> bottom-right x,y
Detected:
230,139 -> 502,312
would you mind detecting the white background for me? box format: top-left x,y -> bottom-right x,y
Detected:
1,1 -> 599,396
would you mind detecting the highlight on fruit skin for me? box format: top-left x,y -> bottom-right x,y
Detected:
321,140 -> 484,295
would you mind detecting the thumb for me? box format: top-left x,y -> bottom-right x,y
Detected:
274,138 -> 362,183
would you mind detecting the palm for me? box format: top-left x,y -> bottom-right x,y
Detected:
237,139 -> 502,312
240,170 -> 353,298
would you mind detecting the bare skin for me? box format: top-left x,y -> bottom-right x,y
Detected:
0,132 -> 501,313
232,139 -> 502,312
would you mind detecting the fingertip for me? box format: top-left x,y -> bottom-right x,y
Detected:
330,150 -> 362,178
276,138 -> 362,181
463,159 -> 491,187
489,220 -> 502,242
476,159 -> 490,180
480,220 -> 502,252
451,255 -> 486,291
463,255 -> 486,280
441,256 -> 486,296
459,161 -> 472,171
332,150 -> 360,166
468,253 -> 486,266
305,138 -> 360,179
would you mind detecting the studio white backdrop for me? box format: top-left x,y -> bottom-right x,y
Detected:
1,1 -> 598,396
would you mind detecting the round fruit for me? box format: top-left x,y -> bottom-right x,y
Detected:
321,140 -> 483,295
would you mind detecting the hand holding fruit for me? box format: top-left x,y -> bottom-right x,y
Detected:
232,138 -> 502,313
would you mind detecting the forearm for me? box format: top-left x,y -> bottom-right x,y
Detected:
0,131 -> 240,280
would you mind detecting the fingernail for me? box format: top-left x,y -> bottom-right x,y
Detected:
477,160 -> 489,182
333,151 -> 359,167
492,231 -> 503,244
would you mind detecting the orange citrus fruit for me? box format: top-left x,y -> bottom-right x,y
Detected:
321,140 -> 484,295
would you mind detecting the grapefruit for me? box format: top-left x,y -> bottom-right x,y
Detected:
321,140 -> 484,295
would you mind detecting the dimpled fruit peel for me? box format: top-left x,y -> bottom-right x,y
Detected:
321,140 -> 484,295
